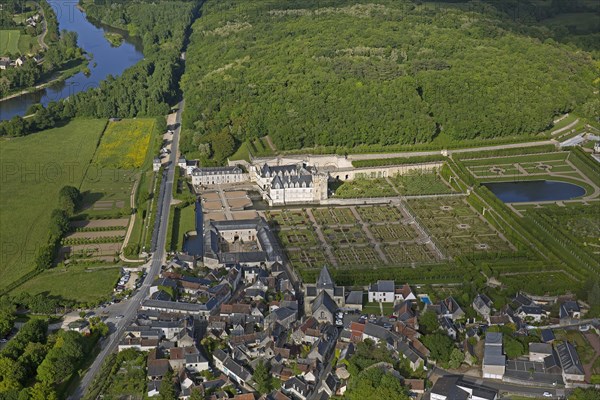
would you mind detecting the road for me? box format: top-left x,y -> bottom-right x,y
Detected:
35,1 -> 49,50
69,101 -> 184,399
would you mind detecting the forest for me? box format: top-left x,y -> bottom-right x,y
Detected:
180,0 -> 598,162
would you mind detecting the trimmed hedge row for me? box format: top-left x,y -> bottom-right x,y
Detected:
351,155 -> 446,168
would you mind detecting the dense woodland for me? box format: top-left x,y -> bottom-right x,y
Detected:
180,0 -> 598,162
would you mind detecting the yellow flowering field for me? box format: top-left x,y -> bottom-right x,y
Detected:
95,119 -> 156,169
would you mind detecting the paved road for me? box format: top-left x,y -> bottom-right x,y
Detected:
347,140 -> 555,161
69,101 -> 184,399
36,2 -> 49,50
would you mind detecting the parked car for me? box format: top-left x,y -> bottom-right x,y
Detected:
543,392 -> 552,398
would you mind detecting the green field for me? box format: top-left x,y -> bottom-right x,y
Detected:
13,265 -> 120,303
94,119 -> 155,169
167,204 -> 197,251
0,30 -> 21,54
0,119 -> 107,289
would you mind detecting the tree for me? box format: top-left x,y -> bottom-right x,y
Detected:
29,381 -> 58,400
189,387 -> 204,400
569,388 -> 600,400
79,311 -> 87,319
253,359 -> 272,394
0,296 -> 16,338
419,311 -> 440,335
422,333 -> 453,363
448,348 -> 464,369
159,369 -> 176,400
504,336 -> 525,359
58,186 -> 81,215
346,367 -> 409,400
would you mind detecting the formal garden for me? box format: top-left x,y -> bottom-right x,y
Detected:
405,197 -> 515,257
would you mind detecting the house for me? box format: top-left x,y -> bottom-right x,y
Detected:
556,342 -> 585,382
440,297 -> 465,321
169,347 -> 186,370
529,343 -> 553,362
141,299 -> 217,319
404,379 -> 425,394
541,329 -> 555,343
431,376 -> 497,400
395,283 -> 416,302
177,157 -> 199,175
153,157 -> 161,171
148,359 -> 171,380
368,280 -> 395,303
559,301 -> 581,320
482,332 -> 505,380
191,166 -> 246,186
473,294 -> 493,321
68,319 -> 90,333
311,291 -> 338,324
250,162 -> 328,206
212,349 -> 252,387
147,380 -> 161,397
0,57 -> 11,70
266,307 -> 297,330
516,305 -> 546,322
439,316 -> 458,340
344,291 -> 364,311
282,376 -> 313,400
186,352 -> 209,373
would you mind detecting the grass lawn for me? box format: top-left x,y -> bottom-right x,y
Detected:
94,119 -> 155,169
230,136 -> 275,161
332,178 -> 396,198
167,204 -> 196,251
17,33 -> 39,55
13,265 -> 120,303
363,301 -> 394,316
0,30 -> 21,55
0,119 -> 107,290
390,171 -> 453,195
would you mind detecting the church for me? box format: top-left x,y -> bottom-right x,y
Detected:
303,267 -> 346,323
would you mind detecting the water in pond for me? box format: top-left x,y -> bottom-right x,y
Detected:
484,180 -> 585,203
0,0 -> 144,120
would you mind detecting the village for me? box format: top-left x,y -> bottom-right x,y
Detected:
64,154 -> 590,399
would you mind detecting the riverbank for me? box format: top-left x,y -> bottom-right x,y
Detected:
0,58 -> 88,104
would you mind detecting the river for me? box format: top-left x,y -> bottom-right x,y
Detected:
0,0 -> 144,121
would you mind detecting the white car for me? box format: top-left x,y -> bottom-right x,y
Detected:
542,392 -> 552,398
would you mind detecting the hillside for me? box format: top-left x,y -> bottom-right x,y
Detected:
181,0 -> 598,162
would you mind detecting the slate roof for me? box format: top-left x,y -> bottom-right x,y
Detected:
271,174 -> 313,189
556,342 -> 584,376
529,343 -> 552,355
483,332 -> 505,366
559,301 -> 580,319
541,329 -> 555,343
346,290 -> 363,305
311,291 -> 338,315
473,293 -> 493,310
317,266 -> 334,290
147,359 -> 170,378
370,280 -> 394,293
